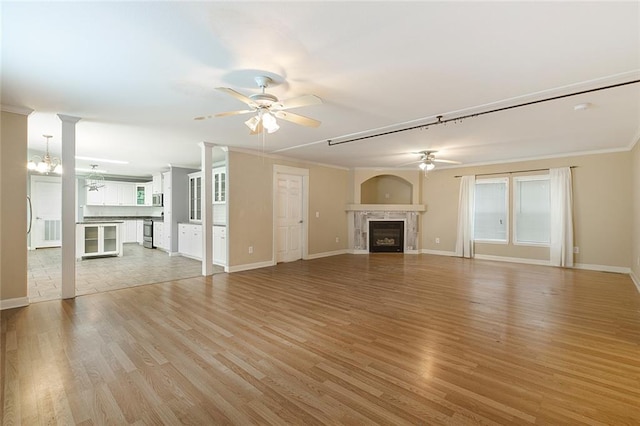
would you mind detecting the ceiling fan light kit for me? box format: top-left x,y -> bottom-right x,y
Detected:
196,74 -> 322,135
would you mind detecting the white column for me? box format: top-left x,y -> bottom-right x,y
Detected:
200,142 -> 214,276
58,114 -> 81,299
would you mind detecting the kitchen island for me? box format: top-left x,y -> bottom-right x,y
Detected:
76,221 -> 124,259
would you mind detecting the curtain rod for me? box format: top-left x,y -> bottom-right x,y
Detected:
454,166 -> 576,178
327,79 -> 640,146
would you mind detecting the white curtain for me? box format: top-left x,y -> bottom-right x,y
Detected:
550,167 -> 574,267
455,175 -> 475,258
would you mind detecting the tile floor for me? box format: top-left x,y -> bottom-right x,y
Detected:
28,244 -> 224,303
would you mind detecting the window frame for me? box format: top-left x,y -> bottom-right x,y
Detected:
513,174 -> 551,247
473,177 -> 509,244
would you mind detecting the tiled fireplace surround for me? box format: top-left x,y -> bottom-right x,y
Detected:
346,205 -> 424,254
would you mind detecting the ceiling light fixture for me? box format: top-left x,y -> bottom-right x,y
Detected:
75,156 -> 129,164
85,164 -> 105,192
244,109 -> 280,134
419,159 -> 435,171
27,135 -> 62,174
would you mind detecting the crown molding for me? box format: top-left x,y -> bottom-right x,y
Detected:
1,105 -> 34,116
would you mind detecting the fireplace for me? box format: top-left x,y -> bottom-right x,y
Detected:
369,220 -> 404,253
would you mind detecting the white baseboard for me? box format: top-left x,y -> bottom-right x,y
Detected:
574,263 -> 631,274
227,260 -> 275,273
349,249 -> 369,255
422,249 -> 457,257
630,270 -> 640,293
305,249 -> 349,260
474,254 -> 552,267
1,297 -> 29,310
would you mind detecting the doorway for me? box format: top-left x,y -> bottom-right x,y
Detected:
273,166 -> 308,263
30,175 -> 62,249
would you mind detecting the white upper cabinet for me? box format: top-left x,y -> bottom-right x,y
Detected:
213,167 -> 226,203
152,173 -> 163,194
188,172 -> 202,222
86,181 -> 145,206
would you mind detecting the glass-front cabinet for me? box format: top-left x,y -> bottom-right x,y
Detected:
188,172 -> 202,221
213,167 -> 226,203
77,223 -> 122,259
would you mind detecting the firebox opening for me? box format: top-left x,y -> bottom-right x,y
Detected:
369,221 -> 404,253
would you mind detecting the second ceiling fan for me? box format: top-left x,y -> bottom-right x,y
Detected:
195,76 -> 322,134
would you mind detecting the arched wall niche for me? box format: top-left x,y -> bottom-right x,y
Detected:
352,169 -> 421,205
360,174 -> 412,204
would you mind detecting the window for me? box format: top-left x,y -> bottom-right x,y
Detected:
474,178 -> 508,242
514,175 -> 550,245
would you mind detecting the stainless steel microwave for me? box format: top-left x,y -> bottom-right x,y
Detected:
152,193 -> 163,207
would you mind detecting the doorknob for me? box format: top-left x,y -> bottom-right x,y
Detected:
299,220 -> 303,224
36,216 -> 43,220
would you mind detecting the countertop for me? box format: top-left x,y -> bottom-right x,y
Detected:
76,221 -> 124,224
82,216 -> 164,222
178,222 -> 226,227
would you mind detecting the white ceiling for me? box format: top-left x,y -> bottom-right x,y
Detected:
3,1 -> 639,177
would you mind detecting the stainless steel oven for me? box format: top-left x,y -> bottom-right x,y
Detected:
143,219 -> 154,248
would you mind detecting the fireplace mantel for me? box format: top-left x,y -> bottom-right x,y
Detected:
346,204 -> 426,212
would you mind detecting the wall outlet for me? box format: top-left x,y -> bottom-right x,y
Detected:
385,193 -> 390,199
435,237 -> 440,244
573,246 -> 579,254
335,237 -> 340,243
248,246 -> 253,254
315,211 -> 320,218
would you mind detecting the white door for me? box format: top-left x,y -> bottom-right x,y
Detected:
31,176 -> 62,248
276,174 -> 303,263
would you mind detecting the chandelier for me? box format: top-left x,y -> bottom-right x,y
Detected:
85,164 -> 105,191
27,135 -> 62,174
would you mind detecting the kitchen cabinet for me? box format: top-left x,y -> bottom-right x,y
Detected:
123,220 -> 138,243
152,173 -> 163,194
86,187 -> 104,205
188,172 -> 202,222
76,223 -> 122,258
136,220 -> 143,244
153,222 -> 165,250
86,181 -> 136,206
178,223 -> 202,260
135,182 -> 153,206
213,225 -> 226,265
213,167 -> 226,203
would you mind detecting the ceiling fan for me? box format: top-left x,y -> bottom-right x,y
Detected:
413,150 -> 461,171
195,76 -> 322,135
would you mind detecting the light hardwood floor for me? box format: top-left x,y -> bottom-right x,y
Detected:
2,254 -> 640,425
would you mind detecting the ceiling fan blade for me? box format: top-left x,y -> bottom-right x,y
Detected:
276,94 -> 323,110
274,111 -> 321,128
215,109 -> 255,118
216,87 -> 255,106
433,158 -> 462,164
194,114 -> 214,121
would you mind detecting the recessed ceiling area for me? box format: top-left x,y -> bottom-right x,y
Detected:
3,2 -> 639,177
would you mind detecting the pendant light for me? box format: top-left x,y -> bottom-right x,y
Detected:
27,135 -> 62,174
85,164 -> 105,191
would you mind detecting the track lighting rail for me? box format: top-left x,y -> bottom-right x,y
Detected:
327,79 -> 640,147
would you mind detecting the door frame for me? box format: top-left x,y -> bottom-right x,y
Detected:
29,174 -> 62,249
272,165 -> 309,265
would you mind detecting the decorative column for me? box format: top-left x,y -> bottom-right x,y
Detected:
200,142 -> 214,276
58,114 -> 81,299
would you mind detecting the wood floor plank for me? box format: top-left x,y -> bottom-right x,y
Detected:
3,254 -> 640,424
